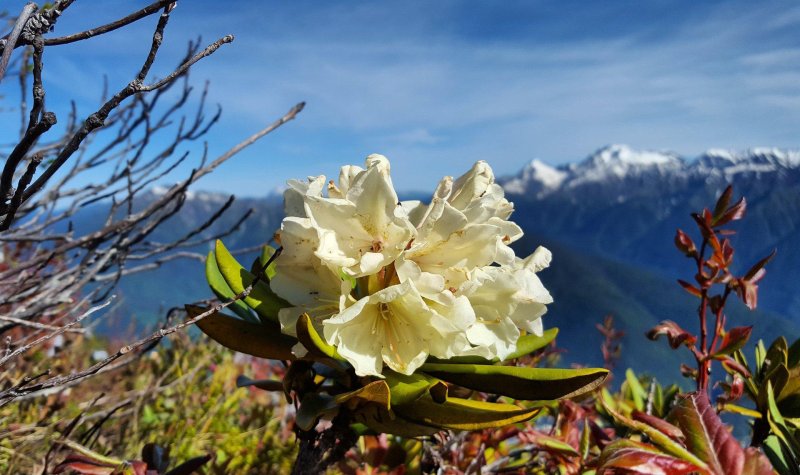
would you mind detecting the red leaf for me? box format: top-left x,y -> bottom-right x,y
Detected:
52,455 -> 116,475
712,186 -> 734,221
742,447 -> 774,475
667,392 -> 766,475
597,439 -> 704,475
692,212 -> 714,239
674,230 -> 697,257
744,250 -> 776,281
632,411 -> 685,442
713,326 -> 753,356
677,279 -> 702,298
716,375 -> 744,405
734,278 -> 760,310
647,321 -> 697,349
680,364 -> 698,379
719,357 -> 751,378
713,197 -> 746,227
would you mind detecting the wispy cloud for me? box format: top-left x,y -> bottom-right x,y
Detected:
2,0 -> 799,193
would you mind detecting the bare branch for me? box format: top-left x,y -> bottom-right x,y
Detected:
44,0 -> 173,46
0,3 -> 36,82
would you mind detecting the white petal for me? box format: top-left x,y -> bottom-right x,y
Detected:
524,246 -> 552,272
465,317 -> 520,360
283,176 -> 326,217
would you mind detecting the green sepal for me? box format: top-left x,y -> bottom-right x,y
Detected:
186,305 -> 296,361
214,240 -> 287,324
420,363 -> 608,400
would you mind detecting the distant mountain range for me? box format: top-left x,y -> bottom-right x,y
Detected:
501,144 -> 800,323
99,145 -> 800,383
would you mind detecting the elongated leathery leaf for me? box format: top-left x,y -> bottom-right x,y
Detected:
384,370 -> 447,405
420,363 -> 608,400
427,328 -> 559,365
186,305 -> 296,360
251,245 -> 278,281
214,240 -> 287,323
205,251 -> 258,322
353,407 -> 440,437
394,394 -> 541,431
295,313 -> 345,362
334,380 -> 390,410
296,393 -> 338,431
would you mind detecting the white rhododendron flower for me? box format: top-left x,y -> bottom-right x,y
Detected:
323,280 -> 473,376
270,155 -> 553,376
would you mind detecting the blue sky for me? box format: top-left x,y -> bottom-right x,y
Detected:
2,0 -> 800,194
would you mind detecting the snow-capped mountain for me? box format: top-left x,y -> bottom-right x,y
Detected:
502,144 -> 800,199
501,144 -> 800,328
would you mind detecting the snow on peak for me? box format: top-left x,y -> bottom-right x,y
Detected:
584,144 -> 679,167
504,159 -> 566,195
500,145 -> 800,197
696,148 -> 800,175
566,145 -> 682,186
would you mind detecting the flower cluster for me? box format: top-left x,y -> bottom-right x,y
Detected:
270,155 -> 552,377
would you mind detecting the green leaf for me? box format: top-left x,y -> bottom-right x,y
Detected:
762,435 -> 800,475
295,313 -> 345,362
755,340 -> 767,375
505,328 -> 559,360
420,363 -> 608,400
766,381 -> 800,456
186,305 -> 296,360
252,245 -> 278,281
205,251 -> 258,323
788,338 -> 800,368
766,337 -> 789,371
393,395 -> 541,431
384,370 -> 445,406
335,380 -> 391,410
525,431 -> 579,457
352,407 -> 440,437
236,375 -> 284,392
427,328 -> 559,364
296,393 -> 338,431
579,417 -> 591,460
626,369 -> 647,412
214,240 -> 287,324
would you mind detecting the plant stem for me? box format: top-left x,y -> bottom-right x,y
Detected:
696,238 -> 710,393
291,410 -> 357,475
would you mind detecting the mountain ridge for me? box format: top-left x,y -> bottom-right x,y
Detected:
503,144 -> 800,198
